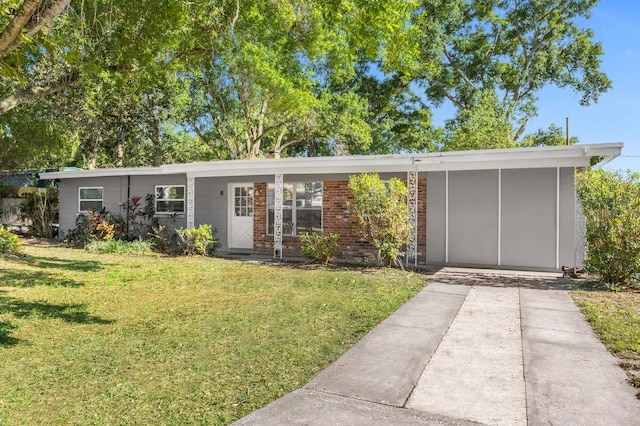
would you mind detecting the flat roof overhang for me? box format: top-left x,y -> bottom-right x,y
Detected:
40,143 -> 623,180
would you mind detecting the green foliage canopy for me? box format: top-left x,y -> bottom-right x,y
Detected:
348,173 -> 411,267
576,169 -> 640,285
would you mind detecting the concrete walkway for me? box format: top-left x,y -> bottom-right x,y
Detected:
233,269 -> 640,425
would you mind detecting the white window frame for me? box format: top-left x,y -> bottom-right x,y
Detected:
267,182 -> 322,236
154,185 -> 186,215
78,187 -> 103,213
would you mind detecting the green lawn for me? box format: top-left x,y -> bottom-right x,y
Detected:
0,243 -> 426,425
571,283 -> 640,390
572,285 -> 640,360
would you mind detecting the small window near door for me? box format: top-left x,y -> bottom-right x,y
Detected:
79,187 -> 103,212
155,185 -> 185,214
234,186 -> 254,217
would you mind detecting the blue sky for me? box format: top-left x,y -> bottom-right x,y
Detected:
527,1 -> 640,172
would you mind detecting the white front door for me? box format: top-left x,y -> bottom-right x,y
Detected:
228,183 -> 254,249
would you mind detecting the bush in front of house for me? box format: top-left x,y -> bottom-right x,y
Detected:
0,226 -> 22,255
176,224 -> 217,256
576,169 -> 640,286
65,209 -> 126,248
150,225 -> 182,255
18,189 -> 59,238
348,173 -> 411,267
300,232 -> 340,264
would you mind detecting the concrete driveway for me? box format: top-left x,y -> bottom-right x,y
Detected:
234,268 -> 640,425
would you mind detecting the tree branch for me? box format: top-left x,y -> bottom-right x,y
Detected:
442,44 -> 476,91
0,0 -> 71,59
0,0 -> 40,58
430,80 -> 466,110
0,71 -> 78,114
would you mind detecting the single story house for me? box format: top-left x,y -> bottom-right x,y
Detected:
41,143 -> 622,270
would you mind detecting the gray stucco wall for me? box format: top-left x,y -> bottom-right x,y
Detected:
449,170 -> 499,265
426,167 -> 578,270
501,168 -> 556,268
58,174 -> 187,238
426,171 -> 446,264
58,176 -> 128,236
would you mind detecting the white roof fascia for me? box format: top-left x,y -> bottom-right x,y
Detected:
40,143 -> 623,180
40,167 -> 162,180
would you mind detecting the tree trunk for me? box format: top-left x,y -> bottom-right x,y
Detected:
0,0 -> 72,59
117,134 -> 125,167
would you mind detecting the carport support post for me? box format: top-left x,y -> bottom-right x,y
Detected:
273,173 -> 283,259
186,176 -> 195,229
406,170 -> 418,267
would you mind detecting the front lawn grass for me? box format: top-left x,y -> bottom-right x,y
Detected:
571,282 -> 640,389
0,243 -> 426,425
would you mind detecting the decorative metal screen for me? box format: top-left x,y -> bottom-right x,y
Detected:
186,177 -> 195,228
274,174 -> 283,258
406,171 -> 418,267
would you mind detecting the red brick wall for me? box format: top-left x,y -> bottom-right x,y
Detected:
253,178 -> 427,263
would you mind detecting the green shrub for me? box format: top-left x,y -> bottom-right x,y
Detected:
150,225 -> 182,255
176,224 -> 217,256
348,173 -> 411,267
119,194 -> 155,238
576,169 -> 640,285
300,232 -> 340,264
85,239 -> 152,254
65,209 -> 126,247
0,226 -> 22,255
19,189 -> 58,238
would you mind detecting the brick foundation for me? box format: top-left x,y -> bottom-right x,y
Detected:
253,178 -> 427,264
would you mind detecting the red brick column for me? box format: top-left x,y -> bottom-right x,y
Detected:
253,181 -> 269,255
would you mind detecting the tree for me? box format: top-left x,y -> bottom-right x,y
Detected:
0,0 -> 193,169
348,173 -> 411,267
414,0 -> 610,144
439,90 -> 516,151
0,0 -> 73,114
521,123 -> 578,147
329,64 -> 437,155
181,0 -> 421,159
576,169 -> 640,286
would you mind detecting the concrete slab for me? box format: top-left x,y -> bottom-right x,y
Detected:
521,306 -> 595,334
386,292 -> 467,328
233,389 -> 483,426
305,284 -> 467,407
407,286 -> 527,426
305,339 -> 430,406
359,322 -> 449,350
521,288 -> 640,425
420,281 -> 474,296
519,287 -> 578,311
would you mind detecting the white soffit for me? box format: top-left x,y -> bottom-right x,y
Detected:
40,143 -> 623,180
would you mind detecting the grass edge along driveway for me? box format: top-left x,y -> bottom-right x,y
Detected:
571,282 -> 640,392
0,244 -> 426,425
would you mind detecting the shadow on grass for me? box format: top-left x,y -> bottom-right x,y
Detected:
16,255 -> 103,273
0,268 -> 84,288
0,254 -> 104,288
0,320 -> 20,346
0,296 -> 114,347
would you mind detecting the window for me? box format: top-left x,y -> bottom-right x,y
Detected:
155,185 -> 185,214
79,187 -> 103,212
268,182 -> 322,236
233,186 -> 254,217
